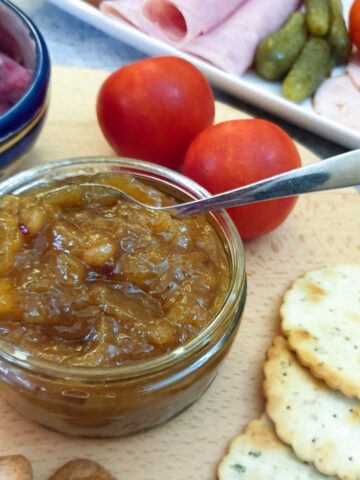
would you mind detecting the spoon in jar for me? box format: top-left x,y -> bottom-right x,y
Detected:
41,149 -> 360,216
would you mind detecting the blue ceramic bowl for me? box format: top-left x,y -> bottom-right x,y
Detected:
0,0 -> 50,169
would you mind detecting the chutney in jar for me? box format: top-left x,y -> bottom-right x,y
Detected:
0,172 -> 229,366
0,159 -> 245,436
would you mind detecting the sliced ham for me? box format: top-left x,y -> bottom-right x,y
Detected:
313,74 -> 360,133
185,0 -> 300,76
347,51 -> 360,90
100,0 -> 145,29
0,51 -> 32,114
101,0 -> 249,45
142,0 -> 249,45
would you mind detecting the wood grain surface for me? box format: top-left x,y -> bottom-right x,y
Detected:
1,67 -> 359,480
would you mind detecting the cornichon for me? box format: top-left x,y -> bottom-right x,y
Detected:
305,0 -> 330,36
283,37 -> 331,103
327,0 -> 352,65
255,12 -> 307,81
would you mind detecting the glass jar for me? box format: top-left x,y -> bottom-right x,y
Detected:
0,157 -> 246,437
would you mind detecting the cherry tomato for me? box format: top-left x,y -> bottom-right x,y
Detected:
182,119 -> 302,240
97,56 -> 214,169
350,0 -> 360,50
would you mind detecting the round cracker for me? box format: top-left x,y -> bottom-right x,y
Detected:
281,265 -> 360,398
264,336 -> 360,480
218,414 -> 333,480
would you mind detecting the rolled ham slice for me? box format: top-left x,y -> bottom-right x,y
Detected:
101,0 -> 145,29
313,74 -> 360,133
347,51 -> 360,90
101,0 -> 249,45
142,0 -> 249,44
186,0 -> 300,76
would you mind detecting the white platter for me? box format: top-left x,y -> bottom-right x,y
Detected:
47,0 -> 359,149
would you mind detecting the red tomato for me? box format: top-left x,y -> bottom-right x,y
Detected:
182,119 -> 302,240
97,56 -> 214,169
350,0 -> 360,50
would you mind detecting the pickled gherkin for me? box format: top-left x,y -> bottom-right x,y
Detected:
305,0 -> 330,36
283,38 -> 331,103
327,0 -> 352,65
255,12 -> 307,81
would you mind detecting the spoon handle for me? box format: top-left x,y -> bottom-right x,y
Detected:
174,149 -> 360,216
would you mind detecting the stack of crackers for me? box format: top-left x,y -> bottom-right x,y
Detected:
219,265 -> 360,479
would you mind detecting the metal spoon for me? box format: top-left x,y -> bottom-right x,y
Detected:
42,149 -> 360,216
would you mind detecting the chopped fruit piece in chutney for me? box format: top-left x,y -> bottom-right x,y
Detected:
0,173 -> 229,366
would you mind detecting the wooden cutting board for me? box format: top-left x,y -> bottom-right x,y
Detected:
1,66 -> 359,480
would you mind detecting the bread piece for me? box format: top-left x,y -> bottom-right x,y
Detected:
264,336 -> 360,480
0,455 -> 33,480
218,414 -> 334,479
281,264 -> 360,398
48,459 -> 116,480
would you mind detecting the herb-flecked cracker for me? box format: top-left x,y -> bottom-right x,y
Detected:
264,337 -> 360,480
218,414 -> 334,480
281,265 -> 360,399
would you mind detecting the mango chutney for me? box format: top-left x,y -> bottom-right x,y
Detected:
0,159 -> 246,436
0,172 -> 229,365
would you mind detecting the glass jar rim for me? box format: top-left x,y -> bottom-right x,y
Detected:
0,157 -> 246,380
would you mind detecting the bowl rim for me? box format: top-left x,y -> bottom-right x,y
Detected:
0,157 -> 246,381
0,0 -> 49,134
